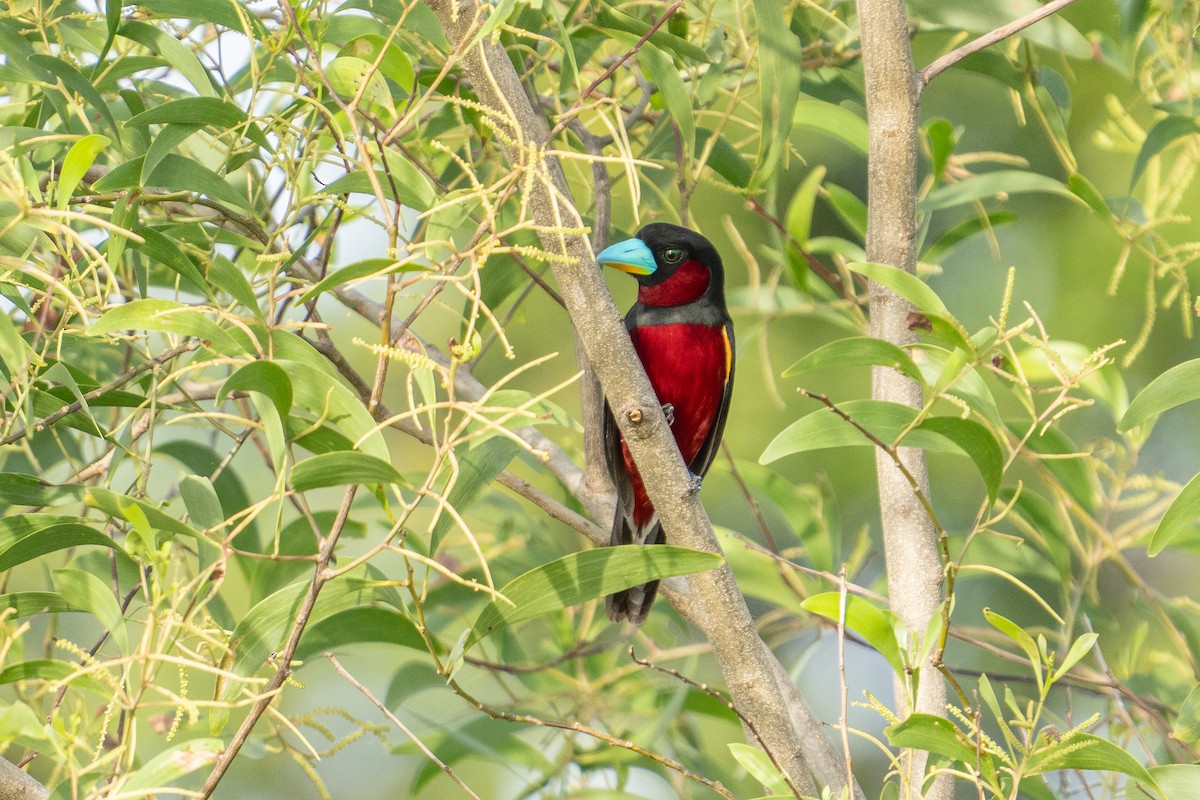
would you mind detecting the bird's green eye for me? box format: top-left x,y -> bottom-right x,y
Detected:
662,248 -> 686,264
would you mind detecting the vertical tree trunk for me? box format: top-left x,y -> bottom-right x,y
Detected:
855,1 -> 949,798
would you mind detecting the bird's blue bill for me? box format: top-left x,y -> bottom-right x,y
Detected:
596,237 -> 657,276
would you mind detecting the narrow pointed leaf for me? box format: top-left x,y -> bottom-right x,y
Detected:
53,568 -> 129,655
467,546 -> 722,648
916,416 -> 1003,502
782,336 -> 922,381
0,524 -> 117,573
886,714 -> 977,763
57,134 -> 111,209
430,437 -> 520,552
1131,116 -> 1200,190
1119,358 -> 1200,432
1148,470 -> 1200,556
291,451 -> 404,492
801,592 -> 904,675
1027,732 -> 1157,787
219,360 -> 293,419
917,170 -> 1081,212
121,738 -> 224,792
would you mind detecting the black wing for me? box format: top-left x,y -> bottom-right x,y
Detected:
602,398 -> 635,526
686,318 -> 735,479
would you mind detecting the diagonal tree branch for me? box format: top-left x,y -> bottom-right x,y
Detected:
424,0 -> 859,795
918,0 -> 1083,85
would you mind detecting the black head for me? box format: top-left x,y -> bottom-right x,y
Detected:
633,222 -> 725,293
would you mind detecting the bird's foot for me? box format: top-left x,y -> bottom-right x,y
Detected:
661,403 -> 675,426
685,471 -> 703,496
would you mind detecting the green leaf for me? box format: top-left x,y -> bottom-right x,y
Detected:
219,360 -> 293,419
760,399 -> 973,464
294,606 -> 424,661
0,524 -> 118,573
1149,764 -> 1200,800
83,487 -> 210,546
126,96 -> 247,129
921,211 -> 1017,264
794,100 -> 868,155
321,166 -> 435,211
915,416 -> 1003,502
887,713 -> 977,764
907,0 -> 1091,59
926,118 -> 957,181
1120,358 -> 1200,432
340,34 -> 415,90
749,0 -> 802,188
782,336 -> 922,382
226,572 -> 387,689
430,437 -> 520,552
0,473 -> 69,507
1067,172 -> 1112,219
728,743 -> 789,796
0,659 -> 111,695
467,546 -> 722,648
984,608 -> 1042,683
637,41 -> 694,151
1027,732 -> 1157,788
324,55 -> 393,111
591,4 -> 711,64
93,153 -> 249,212
207,255 -> 259,311
281,360 -> 390,462
138,0 -> 269,38
131,227 -> 211,296
57,134 -> 111,210
28,55 -> 121,138
848,261 -> 948,316
291,451 -> 404,492
296,257 -> 429,305
1131,116 -> 1200,190
695,128 -> 752,189
53,568 -> 129,656
88,299 -> 243,357
1052,631 -> 1098,681
0,592 -> 74,617
0,314 -> 36,378
801,592 -> 904,675
121,738 -> 225,793
1173,685 -> 1200,744
716,526 -> 808,616
824,183 -> 867,240
0,700 -> 52,749
1149,470 -> 1200,556
917,170 -> 1082,212
180,475 -> 225,532
118,20 -> 216,97
785,165 -> 827,252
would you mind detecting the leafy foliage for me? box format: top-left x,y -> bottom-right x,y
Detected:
1,0 -> 1199,799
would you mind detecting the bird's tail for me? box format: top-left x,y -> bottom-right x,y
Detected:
605,510 -> 664,624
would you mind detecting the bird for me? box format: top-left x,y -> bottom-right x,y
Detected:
594,222 -> 735,623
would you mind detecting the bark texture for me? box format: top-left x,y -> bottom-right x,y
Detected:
0,758 -> 49,800
856,1 -> 949,798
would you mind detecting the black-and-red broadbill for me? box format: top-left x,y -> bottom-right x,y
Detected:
595,223 -> 734,623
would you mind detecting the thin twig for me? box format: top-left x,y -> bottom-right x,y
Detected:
1,338 -> 202,445
919,0 -> 1083,85
550,1 -> 683,137
628,647 -> 803,799
327,654 -> 483,800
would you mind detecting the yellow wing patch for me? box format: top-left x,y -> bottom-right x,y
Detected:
722,325 -> 733,379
